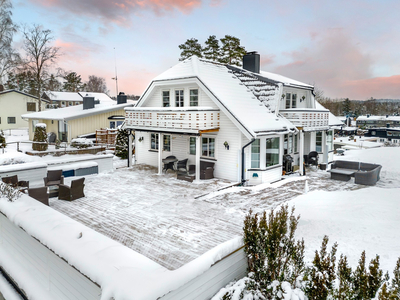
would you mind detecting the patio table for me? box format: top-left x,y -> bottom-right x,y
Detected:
162,158 -> 178,173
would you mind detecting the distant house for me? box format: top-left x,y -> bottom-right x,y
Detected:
42,91 -> 83,108
364,127 -> 400,144
124,53 -> 341,184
0,89 -> 48,130
22,93 -> 136,142
356,115 -> 400,128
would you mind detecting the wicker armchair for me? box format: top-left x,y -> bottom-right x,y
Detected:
58,178 -> 85,201
44,170 -> 64,187
28,187 -> 49,206
177,159 -> 188,172
2,175 -> 29,189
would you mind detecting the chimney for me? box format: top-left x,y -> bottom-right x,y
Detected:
243,51 -> 260,73
117,92 -> 127,104
83,97 -> 95,110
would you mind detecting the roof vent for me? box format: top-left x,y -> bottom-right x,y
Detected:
243,51 -> 260,74
83,97 -> 95,110
117,92 -> 127,104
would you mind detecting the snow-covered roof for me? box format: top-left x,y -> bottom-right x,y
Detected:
43,91 -> 83,102
78,92 -> 114,103
148,56 -> 296,137
21,101 -> 134,121
357,115 -> 400,121
315,101 -> 343,126
259,70 -> 313,89
0,89 -> 44,101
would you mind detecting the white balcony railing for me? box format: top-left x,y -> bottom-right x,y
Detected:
280,109 -> 329,129
125,107 -> 220,131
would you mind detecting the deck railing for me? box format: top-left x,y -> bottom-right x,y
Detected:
125,108 -> 220,130
280,109 -> 329,128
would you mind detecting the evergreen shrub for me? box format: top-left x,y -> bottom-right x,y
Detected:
32,123 -> 48,151
115,128 -> 134,159
0,130 -> 6,148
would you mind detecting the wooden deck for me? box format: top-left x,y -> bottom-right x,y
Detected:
49,165 -> 365,270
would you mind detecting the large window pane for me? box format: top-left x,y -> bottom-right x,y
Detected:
190,89 -> 198,106
285,93 -> 291,109
251,139 -> 260,168
162,91 -> 170,107
175,90 -> 184,107
189,137 -> 196,155
202,137 -> 215,158
266,137 -> 280,167
163,135 -> 171,151
151,133 -> 159,150
209,138 -> 215,158
291,94 -> 297,108
316,131 -> 322,152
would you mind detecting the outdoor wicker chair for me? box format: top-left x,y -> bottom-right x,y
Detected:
177,159 -> 188,172
28,187 -> 49,206
2,175 -> 29,189
58,177 -> 85,201
162,155 -> 177,173
307,151 -> 319,166
44,170 -> 64,187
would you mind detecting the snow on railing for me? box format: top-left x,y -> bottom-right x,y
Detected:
280,109 -> 329,128
125,109 -> 220,130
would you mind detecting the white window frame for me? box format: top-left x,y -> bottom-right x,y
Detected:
266,136 -> 280,167
285,92 -> 297,109
162,90 -> 170,107
175,89 -> 184,107
189,137 -> 196,155
190,89 -> 198,107
201,136 -> 216,158
251,139 -> 260,168
151,133 -> 171,151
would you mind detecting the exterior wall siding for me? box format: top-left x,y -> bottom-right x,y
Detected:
0,213 -> 101,300
0,92 -> 45,130
159,247 -> 247,300
0,162 -> 48,187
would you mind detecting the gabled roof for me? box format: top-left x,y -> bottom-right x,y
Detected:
0,89 -> 48,102
145,56 -> 296,137
78,92 -> 114,103
22,101 -> 134,121
43,91 -> 83,102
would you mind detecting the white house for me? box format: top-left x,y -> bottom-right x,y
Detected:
0,89 -> 48,130
124,53 -> 341,184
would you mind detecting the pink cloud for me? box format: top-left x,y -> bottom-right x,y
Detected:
343,75 -> 400,100
29,0 -> 202,25
272,28 -> 390,99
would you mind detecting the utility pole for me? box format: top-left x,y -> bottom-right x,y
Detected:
112,47 -> 119,97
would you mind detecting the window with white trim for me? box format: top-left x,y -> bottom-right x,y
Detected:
175,90 -> 184,107
190,89 -> 198,106
251,139 -> 260,168
316,131 -> 322,152
151,133 -> 159,150
163,135 -> 171,152
189,137 -> 196,155
151,133 -> 171,151
285,93 -> 297,109
7,117 -> 16,124
162,91 -> 170,107
266,137 -> 280,167
202,137 -> 215,158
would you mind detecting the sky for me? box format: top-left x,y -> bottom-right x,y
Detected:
10,0 -> 400,100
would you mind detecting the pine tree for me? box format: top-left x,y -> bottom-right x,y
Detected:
63,72 -> 85,92
368,255 -> 385,298
334,254 -> 354,300
178,38 -> 203,61
203,35 -> 221,62
390,258 -> 400,299
32,124 -> 48,151
115,128 -> 133,159
220,35 -> 246,66
342,98 -> 352,116
353,251 -> 369,299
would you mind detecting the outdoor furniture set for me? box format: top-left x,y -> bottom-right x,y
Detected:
162,156 -> 214,182
1,170 -> 85,205
327,160 -> 382,185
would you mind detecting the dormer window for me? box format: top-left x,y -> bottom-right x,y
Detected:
175,90 -> 184,107
162,91 -> 170,107
285,93 -> 297,109
190,89 -> 198,106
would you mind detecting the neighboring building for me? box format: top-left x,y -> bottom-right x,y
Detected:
364,127 -> 400,144
124,53 -> 341,184
0,89 -> 48,130
42,91 -> 84,108
22,94 -> 135,143
356,115 -> 400,128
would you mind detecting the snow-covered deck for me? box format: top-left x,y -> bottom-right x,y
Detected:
49,162 -> 372,270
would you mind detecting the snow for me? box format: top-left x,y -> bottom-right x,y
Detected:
2,131 -> 400,299
35,123 -> 46,128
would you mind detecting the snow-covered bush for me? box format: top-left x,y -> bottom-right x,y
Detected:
0,130 -> 6,148
115,128 -> 134,159
0,182 -> 21,202
70,138 -> 93,149
242,205 -> 305,299
32,123 -> 48,151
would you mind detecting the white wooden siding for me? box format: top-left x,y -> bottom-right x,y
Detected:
160,247 -> 247,300
0,213 -> 101,300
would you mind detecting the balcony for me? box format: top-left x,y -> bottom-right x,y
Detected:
280,109 -> 329,130
125,107 -> 220,132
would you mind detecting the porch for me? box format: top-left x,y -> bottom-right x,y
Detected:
125,107 -> 221,181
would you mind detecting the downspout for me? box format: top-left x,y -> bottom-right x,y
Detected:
241,138 -> 256,186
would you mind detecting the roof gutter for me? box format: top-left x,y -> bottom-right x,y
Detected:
241,138 -> 256,186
